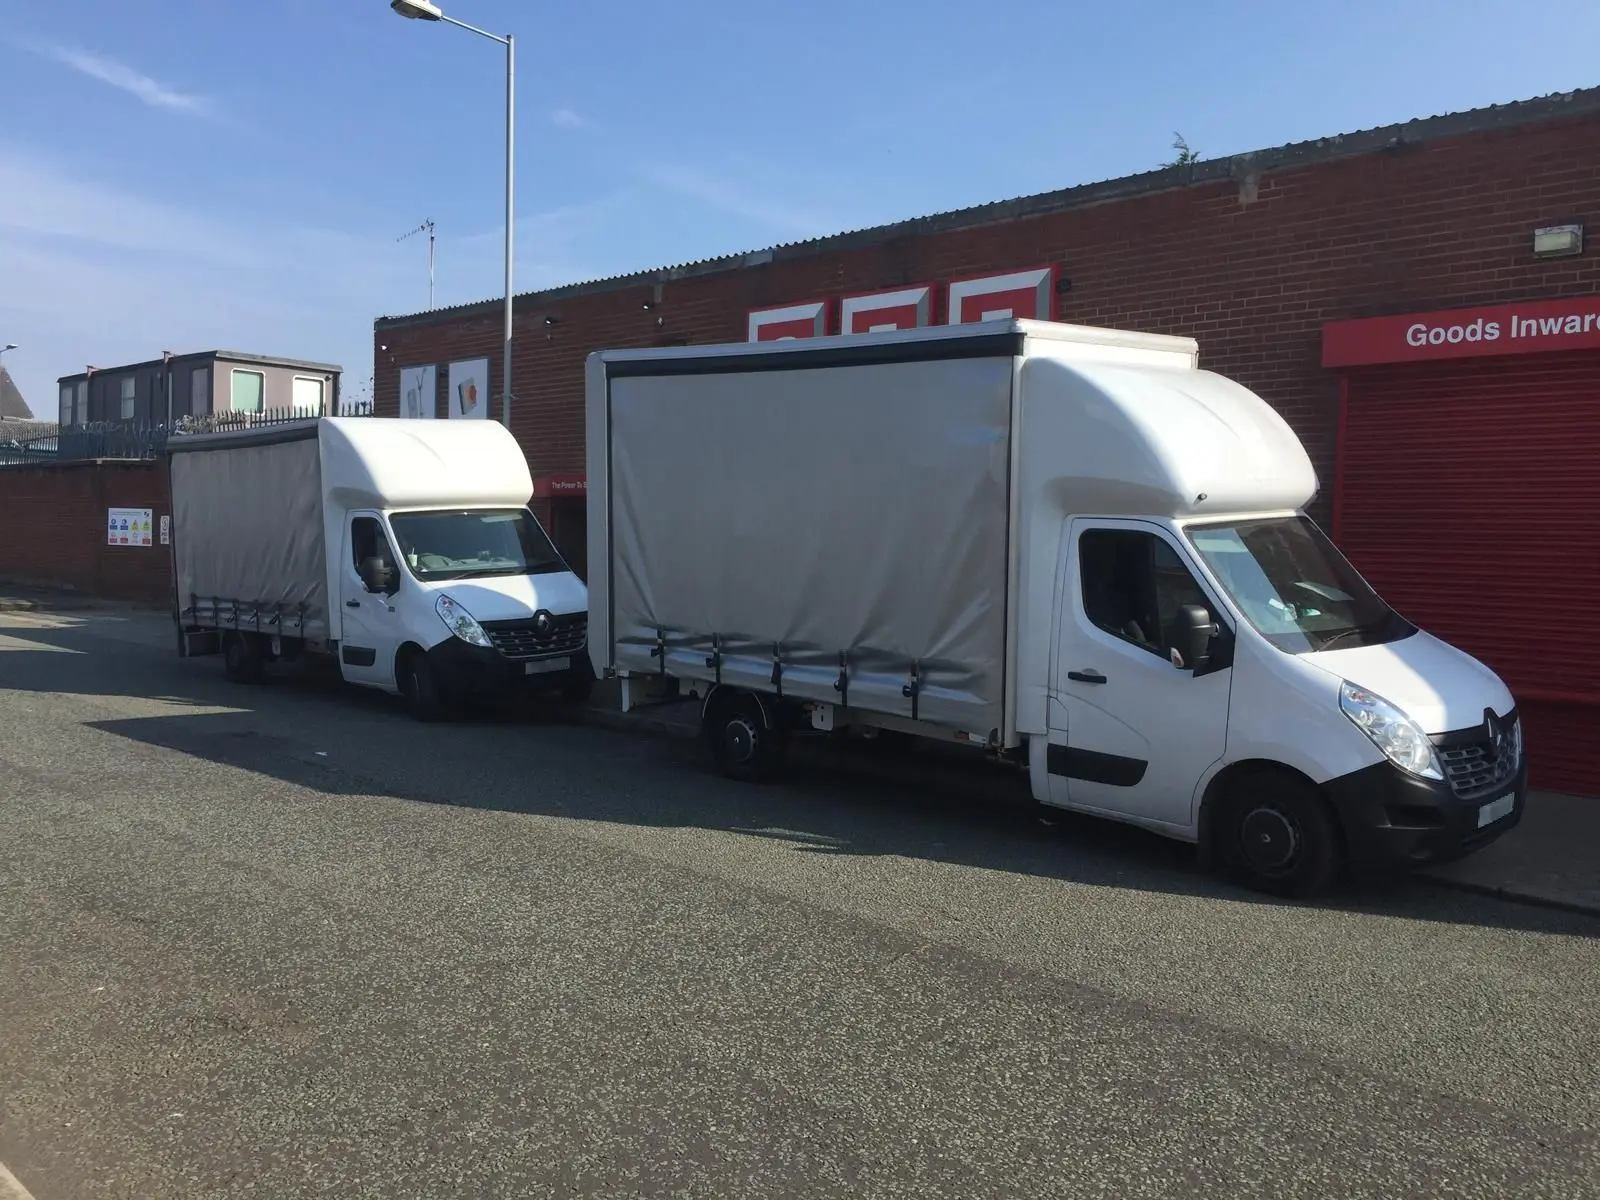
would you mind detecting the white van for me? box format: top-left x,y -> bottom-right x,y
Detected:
170,417 -> 591,718
584,320 -> 1525,896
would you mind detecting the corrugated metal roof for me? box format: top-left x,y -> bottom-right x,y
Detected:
375,86 -> 1600,331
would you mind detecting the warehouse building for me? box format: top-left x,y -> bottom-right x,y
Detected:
373,87 -> 1600,796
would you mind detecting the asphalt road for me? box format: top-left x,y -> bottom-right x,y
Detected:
1,608 -> 1597,1199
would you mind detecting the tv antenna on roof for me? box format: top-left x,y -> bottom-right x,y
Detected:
398,218 -> 436,309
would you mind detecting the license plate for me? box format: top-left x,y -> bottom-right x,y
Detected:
524,656 -> 570,676
1477,792 -> 1515,828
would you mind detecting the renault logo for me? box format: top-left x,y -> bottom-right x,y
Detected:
534,610 -> 553,635
1483,708 -> 1507,762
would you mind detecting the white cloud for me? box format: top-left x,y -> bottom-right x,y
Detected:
550,107 -> 590,130
30,42 -> 211,115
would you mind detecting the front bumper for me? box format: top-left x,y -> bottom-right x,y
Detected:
1323,756 -> 1527,870
424,637 -> 591,699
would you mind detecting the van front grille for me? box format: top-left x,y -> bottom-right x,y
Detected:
482,613 -> 586,661
1437,715 -> 1520,801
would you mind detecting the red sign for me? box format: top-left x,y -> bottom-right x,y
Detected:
841,285 -> 933,334
532,473 -> 585,499
946,266 -> 1056,325
748,300 -> 829,342
1323,295 -> 1600,368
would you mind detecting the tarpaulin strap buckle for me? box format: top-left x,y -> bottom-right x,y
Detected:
705,633 -> 722,686
902,660 -> 921,722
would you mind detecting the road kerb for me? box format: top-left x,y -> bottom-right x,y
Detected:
0,1161 -> 38,1200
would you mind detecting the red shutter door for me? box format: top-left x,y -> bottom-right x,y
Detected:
1337,351 -> 1600,797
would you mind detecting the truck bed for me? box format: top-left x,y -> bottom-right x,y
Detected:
588,331 -> 1020,742
168,423 -> 331,643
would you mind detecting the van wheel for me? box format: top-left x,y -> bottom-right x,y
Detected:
222,632 -> 265,684
1219,771 -> 1341,899
398,651 -> 448,723
705,691 -> 783,782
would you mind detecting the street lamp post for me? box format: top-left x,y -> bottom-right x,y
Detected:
391,0 -> 515,430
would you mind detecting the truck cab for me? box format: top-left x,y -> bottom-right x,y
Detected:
1017,352 -> 1524,896
1041,509 -> 1522,895
339,502 -> 592,717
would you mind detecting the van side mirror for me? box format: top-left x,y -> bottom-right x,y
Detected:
1173,604 -> 1217,671
360,556 -> 397,595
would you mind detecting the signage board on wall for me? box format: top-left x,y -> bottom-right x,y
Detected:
841,285 -> 933,334
1323,295 -> 1600,367
107,507 -> 153,548
447,358 -> 490,419
946,267 -> 1056,325
400,364 -> 437,418
748,300 -> 829,342
532,473 -> 586,499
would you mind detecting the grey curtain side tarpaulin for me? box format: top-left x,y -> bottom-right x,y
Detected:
608,356 -> 1014,736
170,435 -> 330,640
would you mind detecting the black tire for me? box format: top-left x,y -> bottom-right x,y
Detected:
222,632 -> 265,684
705,691 -> 784,782
1218,771 -> 1342,899
398,650 -> 448,723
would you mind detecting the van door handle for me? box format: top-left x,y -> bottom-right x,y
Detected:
346,600 -> 361,608
1067,670 -> 1106,685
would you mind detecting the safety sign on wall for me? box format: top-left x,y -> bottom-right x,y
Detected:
107,507 -> 154,548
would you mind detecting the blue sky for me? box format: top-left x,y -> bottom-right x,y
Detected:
2,0 -> 1597,414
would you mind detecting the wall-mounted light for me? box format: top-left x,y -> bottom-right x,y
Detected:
1533,223 -> 1583,258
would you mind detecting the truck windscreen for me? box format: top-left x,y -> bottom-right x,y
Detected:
1185,515 -> 1415,654
388,509 -> 567,581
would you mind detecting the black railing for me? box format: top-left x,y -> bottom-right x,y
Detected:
0,402 -> 375,466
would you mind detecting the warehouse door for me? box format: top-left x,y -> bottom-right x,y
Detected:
1335,351 -> 1600,796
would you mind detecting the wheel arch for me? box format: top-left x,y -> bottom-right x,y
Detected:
700,683 -> 775,731
392,640 -> 430,692
1197,758 -> 1345,867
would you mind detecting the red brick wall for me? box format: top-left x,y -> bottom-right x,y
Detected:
0,461 -> 172,604
374,110 -> 1600,520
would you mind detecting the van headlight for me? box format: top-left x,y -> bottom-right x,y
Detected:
436,594 -> 493,648
1339,681 -> 1443,780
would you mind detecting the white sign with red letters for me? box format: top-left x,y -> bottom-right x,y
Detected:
840,285 -> 933,335
747,301 -> 829,342
945,267 -> 1056,325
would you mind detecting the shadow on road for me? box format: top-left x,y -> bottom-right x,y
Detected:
3,614 -> 1593,940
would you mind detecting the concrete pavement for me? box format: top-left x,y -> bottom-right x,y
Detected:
1,605 -> 1599,1197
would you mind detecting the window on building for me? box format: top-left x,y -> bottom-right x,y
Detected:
59,383 -> 72,426
1079,528 -> 1212,660
292,376 -> 325,415
230,369 -> 264,414
191,366 -> 211,417
120,376 -> 136,420
74,381 -> 87,426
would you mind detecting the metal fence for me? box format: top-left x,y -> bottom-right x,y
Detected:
0,402 -> 375,466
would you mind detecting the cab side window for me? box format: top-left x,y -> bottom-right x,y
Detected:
1080,529 -> 1212,659
351,517 -> 392,573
